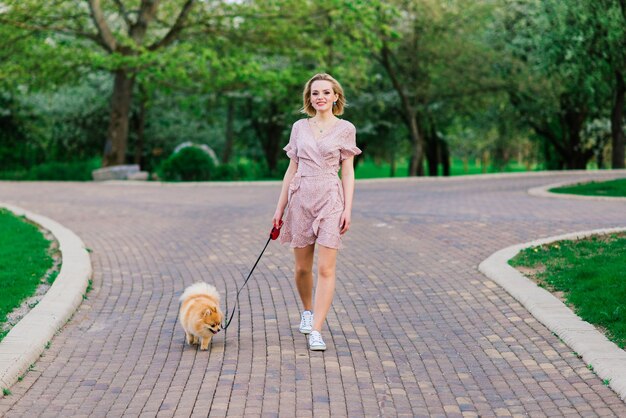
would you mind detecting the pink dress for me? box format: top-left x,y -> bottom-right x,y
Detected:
280,118 -> 362,249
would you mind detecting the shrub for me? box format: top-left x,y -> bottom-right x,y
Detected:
159,146 -> 216,181
213,163 -> 242,180
28,159 -> 100,181
0,158 -> 101,181
212,158 -> 275,181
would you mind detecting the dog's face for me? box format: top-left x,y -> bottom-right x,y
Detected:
202,306 -> 223,334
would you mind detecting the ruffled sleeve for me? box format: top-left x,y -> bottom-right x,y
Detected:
283,121 -> 299,162
340,123 -> 362,161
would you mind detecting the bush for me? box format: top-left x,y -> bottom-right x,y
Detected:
157,148 -> 289,182
0,158 -> 101,181
159,146 -> 216,181
213,163 -> 243,180
212,158 -> 280,181
28,160 -> 100,180
212,161 -> 257,180
0,168 -> 28,180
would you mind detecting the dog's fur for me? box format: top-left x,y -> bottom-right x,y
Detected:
179,282 -> 223,350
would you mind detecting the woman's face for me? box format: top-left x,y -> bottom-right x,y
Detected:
310,80 -> 338,114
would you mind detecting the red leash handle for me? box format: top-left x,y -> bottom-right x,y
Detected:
270,220 -> 283,240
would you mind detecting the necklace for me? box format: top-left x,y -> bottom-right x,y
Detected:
310,118 -> 338,134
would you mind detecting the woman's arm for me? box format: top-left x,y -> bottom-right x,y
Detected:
339,156 -> 356,234
273,159 -> 298,227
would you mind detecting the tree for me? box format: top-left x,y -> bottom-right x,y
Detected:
1,0 -> 209,167
592,0 -> 626,168
0,22 -> 94,169
497,0 -> 626,169
351,0 -> 504,176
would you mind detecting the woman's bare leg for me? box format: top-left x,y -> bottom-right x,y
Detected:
294,244 -> 315,311
312,245 -> 337,332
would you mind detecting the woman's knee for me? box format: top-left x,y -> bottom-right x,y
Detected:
295,264 -> 312,278
317,264 -> 336,280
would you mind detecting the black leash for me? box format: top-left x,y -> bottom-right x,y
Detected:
221,221 -> 282,331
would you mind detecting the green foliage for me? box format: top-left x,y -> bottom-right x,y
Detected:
159,147 -> 216,181
0,158 -> 101,181
0,209 -> 54,343
0,91 -> 35,170
27,160 -> 99,181
0,74 -> 108,172
510,233 -> 626,348
0,0 -> 622,175
0,25 -> 86,90
496,0 -> 625,169
159,148 -> 279,182
214,159 -> 275,181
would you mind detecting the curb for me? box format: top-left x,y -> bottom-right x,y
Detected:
0,204 -> 92,393
479,227 -> 626,401
528,176 -> 626,201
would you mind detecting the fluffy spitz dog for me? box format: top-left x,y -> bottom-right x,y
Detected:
179,282 -> 223,350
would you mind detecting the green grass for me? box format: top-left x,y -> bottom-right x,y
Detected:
509,233 -> 626,349
550,178 -> 626,197
354,158 -> 534,179
0,209 -> 54,343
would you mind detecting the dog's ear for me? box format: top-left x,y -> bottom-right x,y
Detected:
204,307 -> 215,316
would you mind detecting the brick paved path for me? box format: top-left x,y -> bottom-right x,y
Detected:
1,172 -> 625,417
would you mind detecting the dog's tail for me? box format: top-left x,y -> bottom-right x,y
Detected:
179,282 -> 220,303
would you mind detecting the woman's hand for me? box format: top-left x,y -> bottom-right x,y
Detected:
272,208 -> 284,228
339,210 -> 351,235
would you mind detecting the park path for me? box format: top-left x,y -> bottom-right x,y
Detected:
0,172 -> 625,417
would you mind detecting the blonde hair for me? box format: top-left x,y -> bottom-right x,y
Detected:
301,73 -> 346,116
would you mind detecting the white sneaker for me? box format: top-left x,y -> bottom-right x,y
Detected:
299,311 -> 313,334
308,330 -> 326,351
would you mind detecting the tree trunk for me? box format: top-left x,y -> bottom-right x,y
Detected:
133,84 -> 146,167
425,122 -> 439,176
222,97 -> 235,163
563,108 -> 591,169
103,69 -> 134,167
440,139 -> 450,176
417,156 -> 424,176
379,43 -> 424,176
249,101 -> 283,173
597,147 -> 605,169
611,70 -> 625,168
408,115 -> 424,176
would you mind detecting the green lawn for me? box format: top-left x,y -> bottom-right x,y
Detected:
0,209 -> 55,342
509,233 -> 626,349
354,158 -> 533,179
550,178 -> 626,197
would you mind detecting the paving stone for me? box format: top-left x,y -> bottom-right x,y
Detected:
0,172 -> 625,416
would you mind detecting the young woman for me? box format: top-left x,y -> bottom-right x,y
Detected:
272,73 -> 361,351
